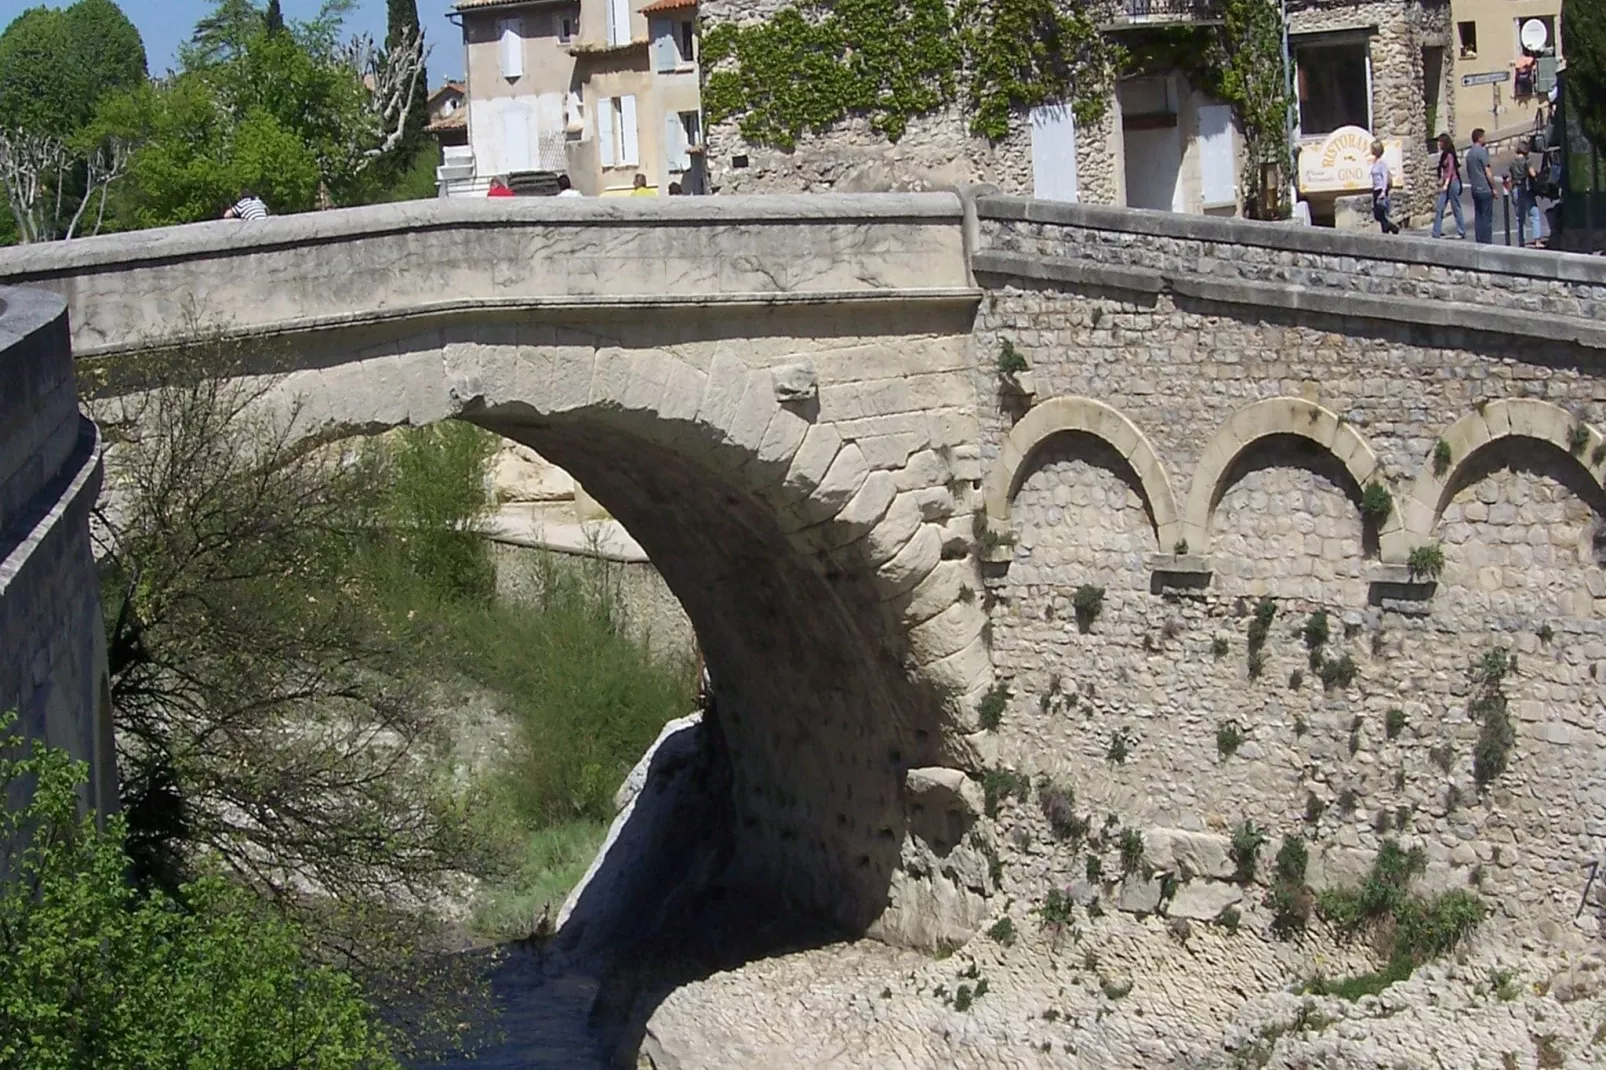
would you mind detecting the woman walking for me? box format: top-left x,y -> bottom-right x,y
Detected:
1370,140 -> 1400,234
1431,133 -> 1466,239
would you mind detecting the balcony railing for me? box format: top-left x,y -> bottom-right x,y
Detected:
1117,0 -> 1221,23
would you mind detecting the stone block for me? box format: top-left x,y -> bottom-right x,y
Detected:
798,443 -> 870,524
907,602 -> 986,662
782,423 -> 844,499
865,493 -> 925,567
904,767 -> 983,819
1117,877 -> 1162,915
695,352 -> 753,433
770,359 -> 818,403
1166,881 -> 1243,921
1142,828 -> 1234,880
875,524 -> 942,599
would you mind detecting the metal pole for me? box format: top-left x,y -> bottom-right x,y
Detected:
1281,0 -> 1296,216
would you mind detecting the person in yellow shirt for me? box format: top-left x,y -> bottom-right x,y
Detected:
630,173 -> 654,196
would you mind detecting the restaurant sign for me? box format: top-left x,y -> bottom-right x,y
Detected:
1297,125 -> 1405,195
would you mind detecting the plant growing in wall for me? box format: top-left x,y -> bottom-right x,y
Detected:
1360,482 -> 1393,526
1432,439 -> 1453,477
1318,654 -> 1358,692
995,338 -> 1031,393
1385,707 -> 1406,741
1302,610 -> 1329,667
972,508 -> 1016,554
1470,648 -> 1516,789
1118,828 -> 1145,874
1229,820 -> 1267,884
1216,720 -> 1245,760
1407,543 -> 1446,580
1106,730 -> 1130,765
977,682 -> 1010,730
1073,584 -> 1104,631
1268,834 -> 1313,938
700,0 -> 1118,148
1569,422 -> 1591,456
1037,778 -> 1086,842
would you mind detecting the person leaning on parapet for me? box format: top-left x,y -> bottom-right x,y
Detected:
555,174 -> 583,198
630,173 -> 653,196
487,176 -> 515,198
1369,140 -> 1400,235
1466,128 -> 1498,245
222,190 -> 269,220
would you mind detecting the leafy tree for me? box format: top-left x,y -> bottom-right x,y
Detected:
0,0 -> 146,139
1563,0 -> 1606,149
93,355 -> 496,1058
0,716 -> 400,1069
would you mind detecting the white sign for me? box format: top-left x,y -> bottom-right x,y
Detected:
1462,70 -> 1511,87
1297,125 -> 1404,194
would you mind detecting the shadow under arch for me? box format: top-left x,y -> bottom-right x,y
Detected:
1183,397 -> 1405,560
983,396 -> 1179,549
1405,399 -> 1606,544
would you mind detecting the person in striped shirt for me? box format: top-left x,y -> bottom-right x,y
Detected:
222,191 -> 269,220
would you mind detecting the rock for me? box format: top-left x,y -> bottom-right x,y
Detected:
490,441 -> 576,502
612,711 -> 703,812
1143,828 -> 1235,880
1550,966 -> 1598,1003
1167,880 -> 1244,921
1117,877 -> 1163,915
905,766 -> 983,819
770,359 -> 818,403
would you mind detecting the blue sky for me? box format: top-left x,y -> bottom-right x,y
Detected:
0,0 -> 466,80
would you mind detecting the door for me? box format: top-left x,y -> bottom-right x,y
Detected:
1197,103 -> 1235,208
501,104 -> 532,173
1030,105 -> 1079,202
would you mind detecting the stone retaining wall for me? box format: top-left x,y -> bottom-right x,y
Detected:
0,287 -> 112,814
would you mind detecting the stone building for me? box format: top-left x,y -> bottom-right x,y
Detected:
437,0 -> 705,196
1446,0 -> 1561,141
700,0 -> 1447,222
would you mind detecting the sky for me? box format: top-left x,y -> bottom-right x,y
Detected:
0,0 -> 467,81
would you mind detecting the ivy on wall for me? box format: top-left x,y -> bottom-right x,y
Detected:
701,0 -> 1117,148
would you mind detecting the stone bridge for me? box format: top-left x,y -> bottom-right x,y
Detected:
5,194 -> 1606,956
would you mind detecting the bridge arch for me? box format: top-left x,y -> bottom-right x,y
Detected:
1404,399 -> 1606,543
983,396 -> 1180,549
1183,397 -> 1406,560
255,326 -> 996,945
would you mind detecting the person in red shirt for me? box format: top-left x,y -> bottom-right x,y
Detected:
487,177 -> 514,198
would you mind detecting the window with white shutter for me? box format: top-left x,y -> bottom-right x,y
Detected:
597,95 -> 616,166
619,95 -> 639,166
497,18 -> 523,80
664,112 -> 686,172
608,0 -> 630,46
651,18 -> 676,72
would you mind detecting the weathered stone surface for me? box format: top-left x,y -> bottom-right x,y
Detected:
1117,877 -> 1162,915
1167,881 -> 1243,921
905,766 -> 983,820
770,359 -> 818,403
1144,829 -> 1235,881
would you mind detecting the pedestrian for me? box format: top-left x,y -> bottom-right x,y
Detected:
1370,140 -> 1400,235
1507,147 -> 1543,247
1431,133 -> 1466,239
630,173 -> 653,196
222,190 -> 269,220
487,176 -> 514,198
667,181 -> 682,195
555,174 -> 583,198
1466,128 -> 1497,244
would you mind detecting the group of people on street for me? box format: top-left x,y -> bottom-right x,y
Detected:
485,172 -> 683,198
1372,128 -> 1546,247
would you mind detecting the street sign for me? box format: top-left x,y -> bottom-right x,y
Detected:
1462,70 -> 1511,87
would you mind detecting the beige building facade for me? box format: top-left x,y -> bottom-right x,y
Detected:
1446,0 -> 1561,141
440,0 -> 705,196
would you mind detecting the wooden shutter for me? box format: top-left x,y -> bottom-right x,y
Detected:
1197,104 -> 1235,206
608,0 -> 630,45
597,96 -> 616,167
665,111 -> 686,171
619,95 -> 639,165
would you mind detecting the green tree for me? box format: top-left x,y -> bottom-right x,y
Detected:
1563,0 -> 1606,148
0,0 -> 146,139
0,716 -> 400,1069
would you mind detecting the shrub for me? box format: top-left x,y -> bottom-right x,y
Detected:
1119,829 -> 1145,874
1360,482 -> 1393,525
953,983 -> 974,1011
1319,655 -> 1358,691
1594,442 -> 1606,467
1230,821 -> 1268,884
1106,731 -> 1130,765
1288,669 -> 1304,691
1217,721 -> 1245,760
977,683 -> 1010,730
1432,438 -> 1452,476
1569,422 -> 1590,456
1039,887 -> 1074,927
1274,835 -> 1309,884
972,508 -> 1016,553
1037,780 -> 1085,842
1246,598 -> 1277,654
1470,649 -> 1515,789
1219,906 -> 1241,933
1537,623 -> 1555,644
1247,651 -> 1265,680
1173,538 -> 1189,555
1385,707 -> 1406,740
1086,854 -> 1103,883
1073,584 -> 1105,625
987,917 -> 1017,947
1211,637 -> 1229,658
0,719 -> 401,1069
996,338 -> 1029,379
1407,543 -> 1446,580
1304,793 -> 1325,824
1302,611 -> 1330,654
1310,839 -> 1484,998
982,770 -> 1032,819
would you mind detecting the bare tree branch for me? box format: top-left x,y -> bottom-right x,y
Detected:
337,25 -> 430,173
0,128 -> 130,243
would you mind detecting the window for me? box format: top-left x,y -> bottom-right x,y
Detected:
497,17 -> 523,80
607,0 -> 630,46
596,95 -> 639,167
1294,41 -> 1370,136
1457,21 -> 1477,59
677,19 -> 695,65
558,12 -> 575,43
665,110 -> 700,172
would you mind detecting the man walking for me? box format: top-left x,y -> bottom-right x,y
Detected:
1370,140 -> 1400,234
1466,129 -> 1497,244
